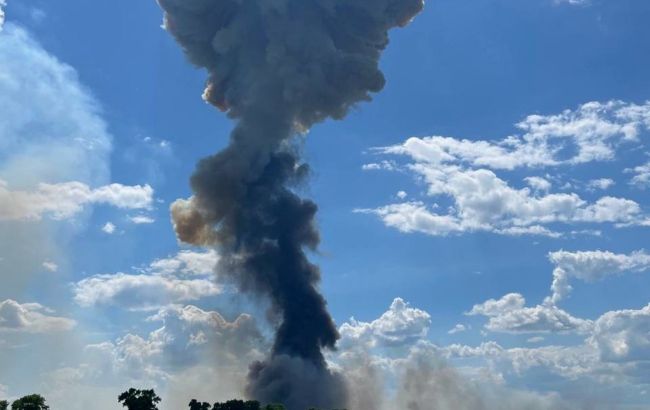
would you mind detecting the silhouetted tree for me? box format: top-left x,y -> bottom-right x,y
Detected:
10,394 -> 49,410
211,400 -> 263,410
189,399 -> 211,410
118,388 -> 161,410
0,400 -> 8,410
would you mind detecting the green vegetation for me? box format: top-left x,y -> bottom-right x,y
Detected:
5,394 -> 49,410
118,388 -> 162,410
1,390 -> 347,410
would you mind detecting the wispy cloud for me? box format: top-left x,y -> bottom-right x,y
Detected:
0,299 -> 75,333
0,180 -> 153,221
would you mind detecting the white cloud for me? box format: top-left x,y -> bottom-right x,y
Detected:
628,161 -> 650,188
448,324 -> 468,334
467,250 -> 650,334
467,293 -> 592,334
361,101 -> 650,237
0,299 -> 75,333
336,312 -> 571,409
41,304 -> 263,410
146,304 -> 263,363
497,344 -> 599,380
0,0 -> 5,31
83,304 -> 262,378
0,25 -> 112,186
0,23 -> 116,289
591,304 -> 650,363
525,176 -> 552,192
359,168 -> 642,237
339,298 -> 431,349
148,250 -> 218,276
73,273 -> 219,309
101,222 -> 116,234
361,160 -> 399,171
557,0 -> 589,5
42,261 -> 58,272
467,293 -> 526,316
0,180 -> 153,221
356,202 -> 462,236
438,341 -> 505,359
73,250 -> 220,309
129,215 -> 155,224
586,178 -> 615,191
548,250 -> 650,304
380,101 -> 649,171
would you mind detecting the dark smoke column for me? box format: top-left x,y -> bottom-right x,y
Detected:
157,0 -> 423,408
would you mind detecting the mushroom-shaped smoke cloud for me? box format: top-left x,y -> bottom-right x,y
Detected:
157,0 -> 423,408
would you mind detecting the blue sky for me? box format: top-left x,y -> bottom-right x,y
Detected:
1,0 -> 650,409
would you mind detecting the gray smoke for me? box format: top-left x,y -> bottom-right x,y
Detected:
157,0 -> 423,408
394,352 -> 572,410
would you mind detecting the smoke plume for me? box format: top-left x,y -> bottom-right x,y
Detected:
157,0 -> 423,408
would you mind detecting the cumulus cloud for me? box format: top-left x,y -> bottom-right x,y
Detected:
628,161 -> 650,188
591,304 -> 650,363
358,169 -> 642,237
73,250 -> 220,309
146,305 -> 264,366
586,178 -> 615,191
467,250 -> 650,334
335,302 -> 571,410
360,101 -> 650,237
339,298 -> 431,349
41,304 -> 264,410
0,299 -> 75,333
148,250 -> 218,277
525,176 -> 552,192
548,250 -> 650,304
73,273 -> 219,310
0,180 -> 153,221
380,101 -> 649,170
453,246 -> 650,404
467,293 -> 592,334
80,304 -> 262,380
101,222 -> 116,234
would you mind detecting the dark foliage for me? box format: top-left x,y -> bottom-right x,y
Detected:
10,394 -> 49,410
189,399 -> 212,410
118,388 -> 161,410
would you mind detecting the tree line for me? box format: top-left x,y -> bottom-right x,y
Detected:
0,388 -> 347,410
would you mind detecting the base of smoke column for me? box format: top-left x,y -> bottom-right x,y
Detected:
247,354 -> 349,410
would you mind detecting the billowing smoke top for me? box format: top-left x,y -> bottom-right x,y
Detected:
157,0 -> 422,408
